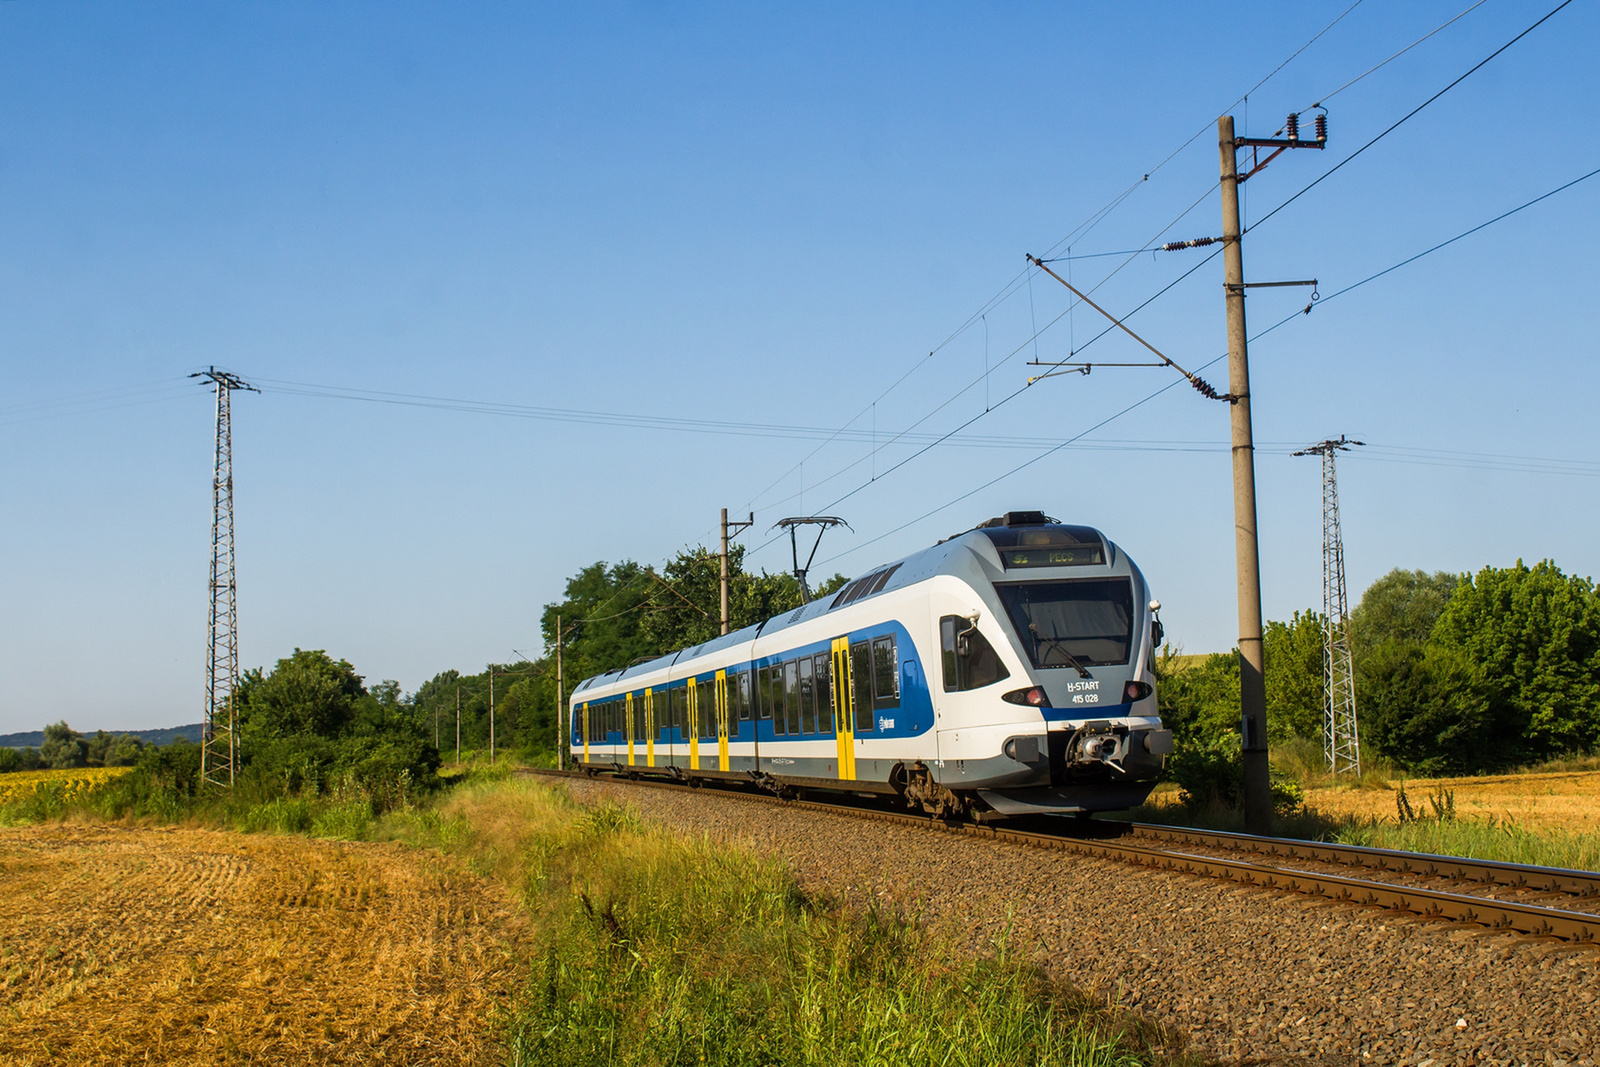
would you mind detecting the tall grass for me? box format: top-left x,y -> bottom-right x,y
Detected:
396,779 -> 1188,1067
1124,781 -> 1600,872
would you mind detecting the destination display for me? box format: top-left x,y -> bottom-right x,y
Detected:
999,545 -> 1104,568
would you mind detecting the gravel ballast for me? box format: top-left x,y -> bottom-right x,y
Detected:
563,777 -> 1597,1066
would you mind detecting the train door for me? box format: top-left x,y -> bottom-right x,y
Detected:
625,694 -> 635,766
686,680 -> 700,771
715,670 -> 730,771
645,688 -> 656,767
830,637 -> 857,781
581,702 -> 590,765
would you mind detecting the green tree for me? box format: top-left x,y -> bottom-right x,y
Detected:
1263,610 -> 1325,742
1351,569 -> 1464,772
237,649 -> 366,740
39,721 -> 88,769
1430,560 -> 1600,759
0,747 -> 18,773
85,730 -> 145,767
236,650 -> 439,799
1155,648 -> 1240,746
1350,568 -> 1459,659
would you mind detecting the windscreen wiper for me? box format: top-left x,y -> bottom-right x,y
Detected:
1028,624 -> 1091,678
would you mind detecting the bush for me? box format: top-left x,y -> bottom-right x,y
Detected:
1167,735 -> 1302,816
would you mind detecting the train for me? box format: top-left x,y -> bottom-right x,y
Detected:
569,510 -> 1173,819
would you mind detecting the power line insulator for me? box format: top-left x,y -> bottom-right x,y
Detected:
1191,376 -> 1223,401
1285,112 -> 1300,142
1314,113 -> 1327,143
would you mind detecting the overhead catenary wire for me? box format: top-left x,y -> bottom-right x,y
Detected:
764,2 -> 1578,569
737,3 -> 1382,520
1249,0 -> 1574,237
813,157 -> 1600,568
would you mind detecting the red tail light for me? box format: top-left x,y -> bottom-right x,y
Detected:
1123,680 -> 1153,703
1002,686 -> 1048,707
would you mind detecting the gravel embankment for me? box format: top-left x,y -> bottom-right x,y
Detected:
564,777 -> 1598,1067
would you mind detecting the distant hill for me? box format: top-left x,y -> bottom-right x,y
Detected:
0,723 -> 204,749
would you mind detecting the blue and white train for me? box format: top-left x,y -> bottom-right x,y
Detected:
570,511 -> 1173,818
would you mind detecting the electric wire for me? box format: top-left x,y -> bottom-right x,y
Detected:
1249,0 -> 1573,236
739,3 -> 1376,518
786,1 -> 1577,567
812,156 -> 1600,568
1309,0 -> 1491,108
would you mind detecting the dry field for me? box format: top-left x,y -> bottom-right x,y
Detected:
0,824 -> 525,1066
1304,768 -> 1600,833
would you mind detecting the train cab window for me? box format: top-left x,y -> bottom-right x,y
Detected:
849,642 -> 874,732
783,660 -> 802,735
871,636 -> 900,709
940,616 -> 1012,692
814,653 -> 834,737
797,658 -> 816,734
996,578 -> 1134,669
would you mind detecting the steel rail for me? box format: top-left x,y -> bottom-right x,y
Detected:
526,769 -> 1599,942
1127,822 -> 1600,899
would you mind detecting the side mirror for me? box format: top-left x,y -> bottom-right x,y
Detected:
1152,620 -> 1165,646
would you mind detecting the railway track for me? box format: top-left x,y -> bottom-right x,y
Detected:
528,767 -> 1600,944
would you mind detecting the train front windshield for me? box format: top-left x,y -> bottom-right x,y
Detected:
996,578 -> 1134,669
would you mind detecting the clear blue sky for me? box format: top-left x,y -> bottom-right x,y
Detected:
3,1 -> 1596,734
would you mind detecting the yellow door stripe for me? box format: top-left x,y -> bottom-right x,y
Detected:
716,670 -> 730,771
626,693 -> 635,766
646,688 -> 655,767
581,702 -> 590,765
832,637 -> 856,781
687,681 -> 699,770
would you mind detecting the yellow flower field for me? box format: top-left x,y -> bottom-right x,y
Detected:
0,766 -> 132,805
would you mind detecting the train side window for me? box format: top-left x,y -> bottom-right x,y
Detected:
871,637 -> 900,709
635,695 -> 646,742
940,616 -> 1011,691
767,665 -> 786,735
797,657 -> 815,734
850,641 -> 874,732
757,666 -> 773,728
783,660 -> 801,735
702,678 -> 716,740
734,671 -> 750,737
814,653 -> 834,737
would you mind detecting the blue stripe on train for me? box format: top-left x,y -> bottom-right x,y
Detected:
1039,701 -> 1135,722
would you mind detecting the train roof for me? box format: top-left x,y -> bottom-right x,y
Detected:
574,512 -> 1122,694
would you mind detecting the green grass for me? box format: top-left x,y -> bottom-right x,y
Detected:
388,778 -> 1199,1067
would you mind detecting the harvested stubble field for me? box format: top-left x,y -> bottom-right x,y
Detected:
0,823 -> 524,1066
1304,768 -> 1600,834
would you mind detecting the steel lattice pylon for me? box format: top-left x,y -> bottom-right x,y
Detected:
191,368 -> 257,787
1293,435 -> 1364,777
